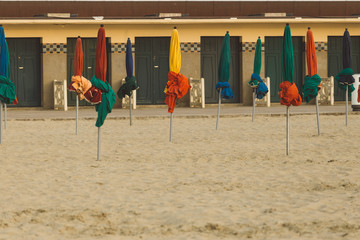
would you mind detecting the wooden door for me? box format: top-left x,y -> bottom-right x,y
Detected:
135,37 -> 170,105
7,38 -> 41,107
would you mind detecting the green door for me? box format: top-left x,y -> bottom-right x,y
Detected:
7,38 -> 41,107
328,36 -> 360,101
67,38 -> 111,106
201,36 -> 241,103
135,37 -> 170,105
265,36 -> 304,103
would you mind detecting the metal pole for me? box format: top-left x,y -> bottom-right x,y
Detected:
97,127 -> 101,161
315,95 -> 320,135
4,103 -> 7,129
346,85 -> 348,126
169,112 -> 173,142
129,95 -> 132,126
286,106 -> 289,155
252,89 -> 255,122
0,102 -> 2,144
76,95 -> 79,135
216,90 -> 221,130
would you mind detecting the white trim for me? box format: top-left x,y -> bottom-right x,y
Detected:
0,0 -> 359,2
2,17 -> 360,25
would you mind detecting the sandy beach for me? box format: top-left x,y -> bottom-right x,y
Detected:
0,114 -> 359,239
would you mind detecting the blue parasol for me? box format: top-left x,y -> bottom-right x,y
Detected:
117,38 -> 139,126
0,25 -> 17,144
335,28 -> 355,126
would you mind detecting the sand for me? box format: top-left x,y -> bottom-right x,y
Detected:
0,114 -> 359,239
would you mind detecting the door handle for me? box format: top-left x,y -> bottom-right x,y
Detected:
88,66 -> 92,69
19,67 -> 24,70
154,66 -> 159,68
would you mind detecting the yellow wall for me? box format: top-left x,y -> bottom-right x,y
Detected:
4,21 -> 360,43
4,19 -> 360,107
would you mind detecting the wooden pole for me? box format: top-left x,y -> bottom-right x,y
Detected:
252,89 -> 256,122
216,90 -> 221,130
129,95 -> 132,126
346,85 -> 348,126
97,127 -> 101,161
4,103 -> 6,129
169,112 -> 173,142
76,95 -> 79,135
315,95 -> 320,135
286,106 -> 290,155
0,102 -> 2,144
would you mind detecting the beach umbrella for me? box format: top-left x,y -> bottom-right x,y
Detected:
68,36 -> 85,135
164,27 -> 191,142
335,28 -> 355,126
248,37 -> 268,122
302,27 -> 322,135
278,23 -> 302,155
216,31 -> 234,130
90,25 -> 116,160
117,38 -> 139,126
0,25 -> 18,144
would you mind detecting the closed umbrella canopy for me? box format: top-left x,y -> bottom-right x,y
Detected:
302,28 -> 321,103
90,25 -> 116,127
279,24 -> 302,106
117,38 -> 139,98
164,28 -> 190,113
335,29 -> 355,93
248,37 -> 268,99
0,26 -> 17,105
216,32 -> 234,99
68,37 -> 93,101
74,37 -> 83,77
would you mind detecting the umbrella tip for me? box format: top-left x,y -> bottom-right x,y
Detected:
78,35 -> 80,38
100,24 -> 104,27
174,26 -> 177,29
345,28 -> 348,31
258,36 -> 260,39
308,27 -> 310,29
286,23 -> 289,26
226,31 -> 229,33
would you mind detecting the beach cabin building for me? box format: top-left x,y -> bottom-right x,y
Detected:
1,0 -> 360,108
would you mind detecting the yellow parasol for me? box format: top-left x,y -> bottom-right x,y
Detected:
165,27 -> 190,141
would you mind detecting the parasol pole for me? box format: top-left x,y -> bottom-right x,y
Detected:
169,112 -> 173,142
315,94 -> 320,135
216,89 -> 221,130
4,103 -> 6,129
97,127 -> 101,160
252,89 -> 255,122
0,101 -> 2,144
76,95 -> 79,135
286,106 -> 290,155
346,85 -> 348,126
129,94 -> 132,126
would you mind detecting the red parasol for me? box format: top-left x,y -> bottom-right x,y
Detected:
74,37 -> 83,77
306,29 -> 317,78
95,26 -> 107,82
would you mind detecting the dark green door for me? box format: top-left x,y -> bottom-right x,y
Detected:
328,36 -> 360,101
7,38 -> 41,107
201,36 -> 241,103
67,38 -> 111,106
135,37 -> 170,105
265,36 -> 304,103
